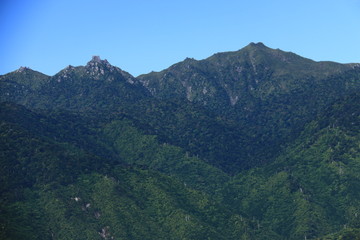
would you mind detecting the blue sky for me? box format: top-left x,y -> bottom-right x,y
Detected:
1,0 -> 360,76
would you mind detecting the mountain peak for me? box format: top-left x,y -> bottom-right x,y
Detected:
87,55 -> 110,66
85,55 -> 115,77
244,42 -> 269,51
248,42 -> 266,47
15,66 -> 32,73
91,55 -> 102,63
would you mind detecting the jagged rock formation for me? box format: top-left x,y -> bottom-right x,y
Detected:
1,43 -> 360,239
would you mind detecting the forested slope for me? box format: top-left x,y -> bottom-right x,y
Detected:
1,44 -> 360,239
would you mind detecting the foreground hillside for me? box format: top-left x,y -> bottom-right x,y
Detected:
0,102 -> 270,239
222,94 -> 360,239
1,43 -> 360,239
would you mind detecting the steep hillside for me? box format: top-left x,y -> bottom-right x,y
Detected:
2,44 -> 360,172
138,42 -> 360,168
0,67 -> 50,106
1,102 -> 265,240
221,93 -> 360,239
0,56 -> 150,112
137,42 -> 354,106
1,43 -> 360,239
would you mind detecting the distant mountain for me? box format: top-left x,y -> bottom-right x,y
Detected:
138,42 -> 360,168
2,44 -> 360,172
1,43 -> 360,239
1,56 -> 150,112
138,42 -> 356,106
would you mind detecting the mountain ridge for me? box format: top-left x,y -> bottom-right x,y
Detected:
137,43 -> 360,170
1,43 -> 360,239
1,43 -> 360,173
138,42 -> 355,100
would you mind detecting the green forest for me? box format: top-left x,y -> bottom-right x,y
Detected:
1,43 -> 360,239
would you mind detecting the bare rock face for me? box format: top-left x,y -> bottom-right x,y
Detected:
82,56 -> 137,85
86,56 -> 113,78
87,56 -> 111,67
16,66 -> 31,73
91,55 -> 101,63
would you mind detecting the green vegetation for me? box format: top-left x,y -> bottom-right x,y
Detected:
1,44 -> 360,239
138,43 -> 360,170
221,94 -> 360,239
0,102 -> 262,239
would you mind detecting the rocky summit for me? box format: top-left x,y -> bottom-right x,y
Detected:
1,43 -> 360,240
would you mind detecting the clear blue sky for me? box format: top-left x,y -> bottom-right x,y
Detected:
1,0 -> 360,76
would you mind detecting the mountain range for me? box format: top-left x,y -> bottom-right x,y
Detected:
1,42 -> 360,239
